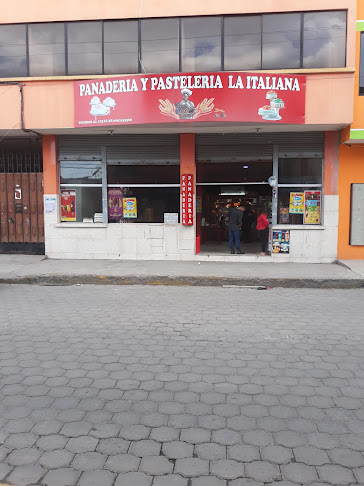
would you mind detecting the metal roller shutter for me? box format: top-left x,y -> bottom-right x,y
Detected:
58,134 -> 180,164
196,132 -> 324,162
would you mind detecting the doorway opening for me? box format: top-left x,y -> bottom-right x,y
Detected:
196,160 -> 273,255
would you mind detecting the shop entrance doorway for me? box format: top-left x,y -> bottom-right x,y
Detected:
196,160 -> 273,256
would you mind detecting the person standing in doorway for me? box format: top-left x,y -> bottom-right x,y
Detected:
256,208 -> 270,255
227,201 -> 244,254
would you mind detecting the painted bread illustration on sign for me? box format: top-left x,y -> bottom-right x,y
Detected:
159,89 -> 225,120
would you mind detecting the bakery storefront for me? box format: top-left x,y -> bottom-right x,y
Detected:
44,71 -> 338,262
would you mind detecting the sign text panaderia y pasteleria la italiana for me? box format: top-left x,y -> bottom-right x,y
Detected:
78,74 -> 301,96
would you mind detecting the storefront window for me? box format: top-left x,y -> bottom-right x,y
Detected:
141,19 -> 179,73
59,162 -> 103,223
224,16 -> 261,71
303,11 -> 346,69
278,187 -> 322,225
262,13 -> 301,69
181,17 -> 222,72
107,164 -> 180,223
278,158 -> 322,184
0,24 -> 27,77
67,22 -> 102,75
104,21 -> 138,74
28,23 -> 65,76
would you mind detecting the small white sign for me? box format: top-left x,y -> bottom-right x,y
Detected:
44,196 -> 57,214
164,213 -> 179,224
15,188 -> 22,200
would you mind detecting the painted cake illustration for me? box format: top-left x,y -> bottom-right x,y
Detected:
258,91 -> 285,121
90,96 -> 110,118
103,97 -> 116,110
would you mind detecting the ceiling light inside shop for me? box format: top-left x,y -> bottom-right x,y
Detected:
220,186 -> 246,196
243,165 -> 249,169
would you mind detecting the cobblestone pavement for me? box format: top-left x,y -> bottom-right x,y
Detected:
0,285 -> 364,486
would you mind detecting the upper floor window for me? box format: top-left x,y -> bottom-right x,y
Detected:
0,10 -> 347,79
360,33 -> 364,95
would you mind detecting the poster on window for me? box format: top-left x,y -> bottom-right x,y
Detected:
272,230 -> 290,253
280,207 -> 289,224
61,190 -> 76,221
123,198 -> 137,218
108,188 -> 123,220
304,191 -> 321,224
289,192 -> 304,214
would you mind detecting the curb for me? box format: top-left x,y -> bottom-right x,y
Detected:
0,274 -> 363,289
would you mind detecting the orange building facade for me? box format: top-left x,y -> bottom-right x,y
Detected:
338,1 -> 364,260
0,0 -> 358,261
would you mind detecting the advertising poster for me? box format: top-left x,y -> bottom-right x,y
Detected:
61,190 -> 76,221
123,197 -> 137,218
272,230 -> 290,253
108,188 -> 123,220
75,72 -> 306,128
280,207 -> 289,224
196,197 -> 202,213
44,196 -> 57,214
304,191 -> 321,224
289,192 -> 304,214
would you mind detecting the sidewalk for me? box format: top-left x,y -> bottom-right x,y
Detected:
0,254 -> 363,288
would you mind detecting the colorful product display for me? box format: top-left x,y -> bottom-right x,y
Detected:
123,198 -> 137,218
108,188 -> 123,220
272,230 -> 290,253
304,191 -> 321,224
61,190 -> 76,221
289,192 -> 305,214
280,207 -> 289,224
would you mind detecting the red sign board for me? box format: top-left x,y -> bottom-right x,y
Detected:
181,174 -> 193,226
74,72 -> 306,127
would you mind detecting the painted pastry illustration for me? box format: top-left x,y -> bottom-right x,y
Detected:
159,89 -> 225,120
258,91 -> 285,121
103,97 -> 116,110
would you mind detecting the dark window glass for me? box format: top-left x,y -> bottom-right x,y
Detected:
141,19 -> 179,73
111,187 -> 180,223
197,161 -> 272,183
303,11 -> 346,68
108,165 -> 180,184
361,34 -> 364,96
278,187 -> 321,225
61,187 -> 102,222
67,22 -> 102,75
0,24 -> 27,77
28,23 -> 65,76
278,158 -> 322,184
104,21 -> 138,74
182,17 -> 221,72
224,16 -> 261,70
262,13 -> 301,69
60,162 -> 102,184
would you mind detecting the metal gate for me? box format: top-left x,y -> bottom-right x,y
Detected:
0,142 -> 44,254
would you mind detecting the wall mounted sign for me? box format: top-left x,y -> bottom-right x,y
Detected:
74,72 -> 306,127
164,213 -> 179,224
123,197 -> 137,218
304,191 -> 321,225
61,190 -> 76,221
181,173 -> 193,226
108,188 -> 123,220
289,192 -> 304,214
272,230 -> 290,253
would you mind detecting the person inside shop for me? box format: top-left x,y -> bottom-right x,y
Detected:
227,200 -> 245,254
256,208 -> 270,255
240,202 -> 255,244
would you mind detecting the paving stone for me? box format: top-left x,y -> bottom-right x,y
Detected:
150,427 -> 180,442
198,415 -> 226,430
228,444 -> 259,462
39,449 -> 74,469
243,430 -> 273,447
7,465 -> 45,486
229,480 -> 263,486
175,458 -> 209,477
307,432 -> 340,449
328,447 -> 364,468
210,459 -> 245,480
317,464 -> 355,485
227,416 -> 256,432
129,439 -> 161,457
162,441 -> 194,459
78,469 -> 116,486
66,436 -> 99,453
191,477 -> 226,486
0,464 -> 12,481
7,447 -> 42,466
139,455 -> 174,475
152,475 -> 188,486
97,438 -> 130,455
212,429 -> 241,446
282,463 -> 319,484
71,451 -> 106,471
195,442 -> 226,461
120,425 -> 150,441
261,445 -> 293,464
89,423 -> 120,439
4,432 -> 38,449
181,428 -> 211,444
60,422 -> 92,438
293,446 -> 330,466
245,461 -> 281,482
105,454 -> 140,473
36,434 -> 68,451
275,430 -> 307,448
42,467 -> 81,486
169,414 -> 197,428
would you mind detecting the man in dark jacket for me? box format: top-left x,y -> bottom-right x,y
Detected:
227,201 -> 244,254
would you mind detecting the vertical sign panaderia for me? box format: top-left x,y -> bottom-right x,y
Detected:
181,174 -> 194,225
